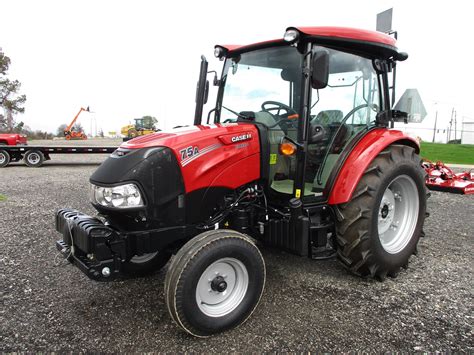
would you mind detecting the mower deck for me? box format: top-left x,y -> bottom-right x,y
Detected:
422,160 -> 474,195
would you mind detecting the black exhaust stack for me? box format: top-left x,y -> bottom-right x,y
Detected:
194,55 -> 209,125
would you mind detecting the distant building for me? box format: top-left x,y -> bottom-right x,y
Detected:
461,122 -> 474,144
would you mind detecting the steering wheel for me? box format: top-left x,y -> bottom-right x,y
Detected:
261,101 -> 298,117
261,101 -> 299,130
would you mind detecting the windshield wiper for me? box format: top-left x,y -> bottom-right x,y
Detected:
222,106 -> 255,120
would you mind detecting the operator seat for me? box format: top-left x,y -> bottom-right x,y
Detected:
312,110 -> 343,125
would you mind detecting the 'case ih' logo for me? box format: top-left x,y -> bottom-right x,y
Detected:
231,133 -> 252,143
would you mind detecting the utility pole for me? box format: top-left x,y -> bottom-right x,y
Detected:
454,110 -> 457,141
448,107 -> 454,142
432,110 -> 438,143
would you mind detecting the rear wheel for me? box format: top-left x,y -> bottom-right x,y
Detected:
121,251 -> 171,276
0,149 -> 11,167
24,150 -> 45,167
335,145 -> 427,280
164,230 -> 265,337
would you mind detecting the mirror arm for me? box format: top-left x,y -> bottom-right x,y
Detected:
206,108 -> 217,124
207,70 -> 220,86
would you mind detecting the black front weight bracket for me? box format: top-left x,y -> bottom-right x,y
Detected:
55,208 -> 125,281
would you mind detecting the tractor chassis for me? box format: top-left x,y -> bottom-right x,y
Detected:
55,201 -> 336,281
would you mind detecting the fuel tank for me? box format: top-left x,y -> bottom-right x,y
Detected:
121,123 -> 261,193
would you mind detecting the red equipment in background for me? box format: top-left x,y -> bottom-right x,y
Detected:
422,160 -> 474,195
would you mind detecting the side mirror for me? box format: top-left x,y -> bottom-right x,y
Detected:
311,49 -> 329,89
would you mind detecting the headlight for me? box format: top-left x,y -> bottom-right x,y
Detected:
91,183 -> 144,208
283,29 -> 299,44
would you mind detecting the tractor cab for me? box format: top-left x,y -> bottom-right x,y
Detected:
134,118 -> 146,130
204,27 -> 406,205
215,43 -> 379,202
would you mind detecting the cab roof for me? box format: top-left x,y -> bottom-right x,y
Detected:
217,26 -> 401,60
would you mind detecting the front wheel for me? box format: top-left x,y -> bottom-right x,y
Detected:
335,145 -> 427,280
164,230 -> 266,337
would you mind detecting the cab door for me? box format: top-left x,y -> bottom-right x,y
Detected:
301,47 -> 381,201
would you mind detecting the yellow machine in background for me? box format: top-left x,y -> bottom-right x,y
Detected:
121,116 -> 158,140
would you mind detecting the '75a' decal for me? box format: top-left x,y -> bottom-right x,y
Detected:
180,146 -> 199,160
180,143 -> 222,167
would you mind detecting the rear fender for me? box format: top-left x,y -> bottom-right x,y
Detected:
328,128 -> 419,205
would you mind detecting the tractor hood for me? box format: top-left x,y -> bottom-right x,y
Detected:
121,124 -> 254,150
93,123 -> 261,195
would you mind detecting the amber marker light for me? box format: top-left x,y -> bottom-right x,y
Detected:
279,142 -> 297,156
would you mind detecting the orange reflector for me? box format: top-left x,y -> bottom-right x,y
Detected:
279,142 -> 296,156
287,114 -> 299,119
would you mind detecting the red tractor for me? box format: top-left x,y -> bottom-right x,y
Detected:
55,27 -> 427,337
0,133 -> 27,146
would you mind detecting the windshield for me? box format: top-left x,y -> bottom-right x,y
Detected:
219,45 -> 303,122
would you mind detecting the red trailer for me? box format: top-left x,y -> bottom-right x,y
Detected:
0,135 -> 117,168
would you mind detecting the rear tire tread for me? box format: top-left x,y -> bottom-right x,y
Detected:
335,145 -> 427,280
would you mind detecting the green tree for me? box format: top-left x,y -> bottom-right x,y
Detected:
141,115 -> 158,130
73,122 -> 84,133
56,123 -> 68,137
0,48 -> 26,132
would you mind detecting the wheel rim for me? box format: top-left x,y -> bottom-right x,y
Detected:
0,153 -> 6,165
196,257 -> 249,317
27,153 -> 40,165
130,251 -> 158,264
378,174 -> 419,254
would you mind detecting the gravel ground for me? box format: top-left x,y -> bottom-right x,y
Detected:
1,153 -> 473,352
